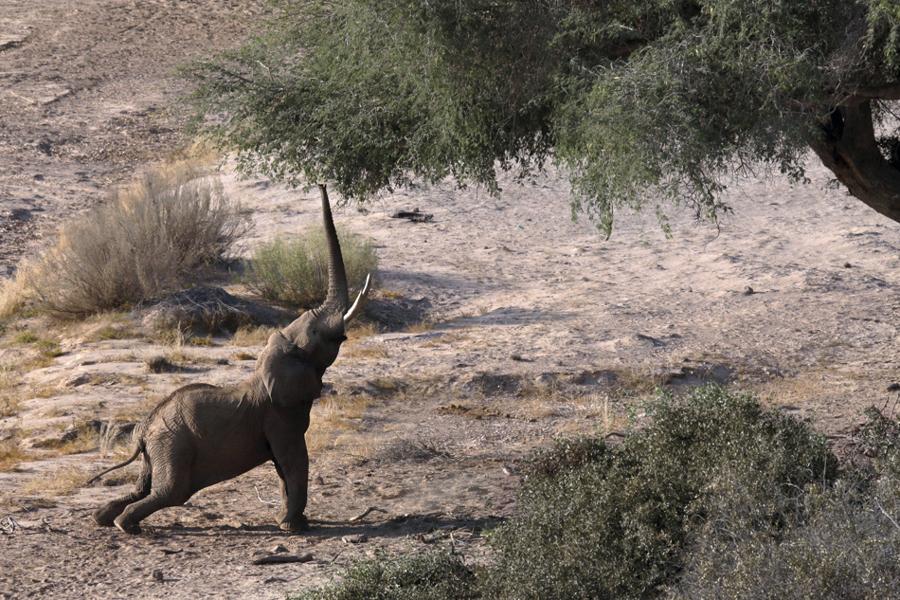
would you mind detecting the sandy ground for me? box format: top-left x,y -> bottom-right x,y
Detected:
2,2 -> 900,599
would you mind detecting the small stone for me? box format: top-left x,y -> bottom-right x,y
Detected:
151,569 -> 164,582
742,286 -> 755,295
844,262 -> 853,268
271,544 -> 289,554
887,383 -> 900,392
61,373 -> 91,388
341,534 -> 367,544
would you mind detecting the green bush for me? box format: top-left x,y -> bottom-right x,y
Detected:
291,551 -> 477,600
672,480 -> 900,600
674,406 -> 900,599
246,227 -> 376,307
292,388 -> 900,599
483,386 -> 837,600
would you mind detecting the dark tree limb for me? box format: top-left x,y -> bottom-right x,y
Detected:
808,101 -> 900,224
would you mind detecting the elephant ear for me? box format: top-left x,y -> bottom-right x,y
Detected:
257,334 -> 322,408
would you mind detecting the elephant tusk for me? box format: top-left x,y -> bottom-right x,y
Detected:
343,273 -> 372,324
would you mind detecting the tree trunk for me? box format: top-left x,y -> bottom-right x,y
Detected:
808,101 -> 900,224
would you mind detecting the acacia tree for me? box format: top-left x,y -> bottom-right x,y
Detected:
188,0 -> 900,234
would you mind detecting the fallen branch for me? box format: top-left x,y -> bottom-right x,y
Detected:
252,553 -> 314,566
349,506 -> 387,522
391,209 -> 433,223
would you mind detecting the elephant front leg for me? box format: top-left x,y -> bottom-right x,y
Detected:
270,437 -> 310,532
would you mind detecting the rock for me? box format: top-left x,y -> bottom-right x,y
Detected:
60,373 -> 91,388
151,569 -> 164,582
742,286 -> 755,295
887,383 -> 900,392
463,372 -> 522,396
138,286 -> 290,334
341,534 -> 367,544
270,544 -> 289,554
569,370 -> 618,387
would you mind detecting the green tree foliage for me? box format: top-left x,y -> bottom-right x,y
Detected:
189,1 -> 900,234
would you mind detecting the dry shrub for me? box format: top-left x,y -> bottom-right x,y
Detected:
18,160 -> 250,316
0,435 -> 25,471
0,370 -> 21,417
247,227 -> 377,307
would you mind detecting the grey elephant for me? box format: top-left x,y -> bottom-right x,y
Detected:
88,185 -> 371,534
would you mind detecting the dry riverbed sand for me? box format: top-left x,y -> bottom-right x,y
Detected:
2,2 -> 900,599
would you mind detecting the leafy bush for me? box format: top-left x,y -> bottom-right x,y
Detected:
247,227 -> 376,307
483,386 -> 837,600
291,551 -> 477,600
674,406 -> 900,600
292,389 -> 900,599
13,160 -> 249,316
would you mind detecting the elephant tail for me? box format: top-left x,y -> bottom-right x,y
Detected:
85,443 -> 143,485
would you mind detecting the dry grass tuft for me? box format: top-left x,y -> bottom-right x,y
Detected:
0,370 -> 22,417
247,227 -> 377,307
21,466 -> 92,497
0,435 -> 25,471
231,325 -> 277,347
5,159 -> 249,317
231,351 -> 257,361
145,355 -> 178,373
404,320 -> 435,333
306,394 -> 370,453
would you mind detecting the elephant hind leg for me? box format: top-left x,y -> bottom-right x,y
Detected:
113,476 -> 193,533
93,457 -> 151,527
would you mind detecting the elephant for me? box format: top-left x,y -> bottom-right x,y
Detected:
88,185 -> 371,534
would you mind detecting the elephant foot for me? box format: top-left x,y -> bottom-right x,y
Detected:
93,505 -> 120,527
113,516 -> 142,535
279,515 -> 310,533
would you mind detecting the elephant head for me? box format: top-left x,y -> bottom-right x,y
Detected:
257,185 -> 371,406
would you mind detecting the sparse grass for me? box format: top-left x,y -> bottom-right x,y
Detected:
187,335 -> 214,347
378,289 -> 404,300
306,394 -> 370,453
341,343 -> 389,360
12,331 -> 39,344
375,438 -> 451,463
4,159 -> 250,317
21,466 -> 92,497
0,434 -> 25,471
0,370 -> 21,417
231,351 -> 257,361
231,325 -> 277,346
404,320 -> 435,333
247,227 -> 377,307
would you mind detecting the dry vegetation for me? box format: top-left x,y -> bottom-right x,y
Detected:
247,227 -> 377,307
231,324 -> 277,346
0,434 -> 25,471
21,466 -> 92,497
1,158 -> 249,317
306,393 -> 371,454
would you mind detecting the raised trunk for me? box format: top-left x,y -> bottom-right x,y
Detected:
318,184 -> 350,312
808,101 -> 900,224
